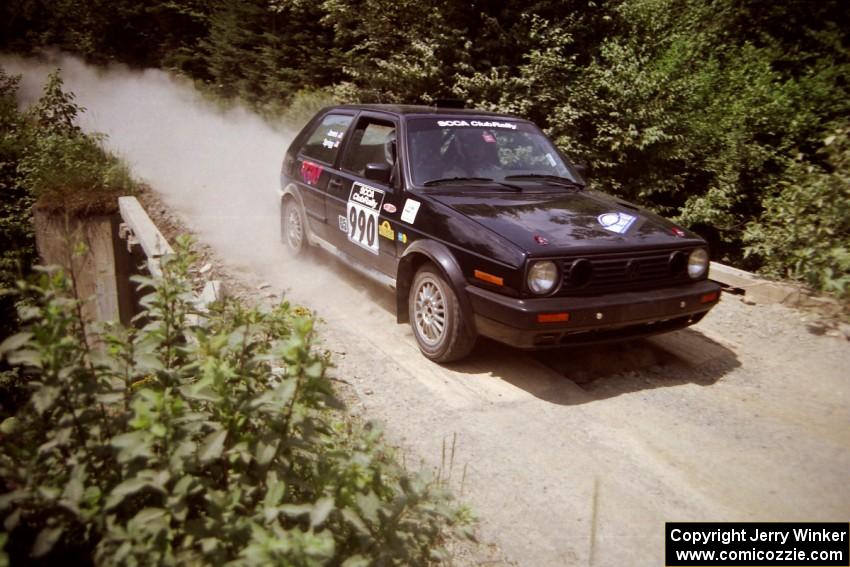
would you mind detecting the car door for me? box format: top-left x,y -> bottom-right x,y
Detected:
293,112 -> 355,241
325,112 -> 403,277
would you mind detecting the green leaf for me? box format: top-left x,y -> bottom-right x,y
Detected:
83,486 -> 101,508
131,507 -> 167,524
310,496 -> 334,528
0,332 -> 31,357
171,476 -> 194,498
0,417 -> 19,435
263,479 -> 285,516
111,430 -> 153,463
37,486 -> 60,501
198,429 -> 227,463
341,556 -> 371,567
3,508 -> 21,531
61,476 -> 84,506
304,361 -> 323,379
356,491 -> 380,524
105,475 -> 160,510
136,353 -> 164,373
96,392 -> 124,404
0,490 -> 26,511
31,525 -> 64,558
279,504 -> 312,518
255,439 -> 278,466
275,379 -> 297,405
7,349 -> 41,368
341,507 -> 369,535
31,386 -> 60,414
181,386 -> 221,403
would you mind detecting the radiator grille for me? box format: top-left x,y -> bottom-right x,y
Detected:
554,248 -> 696,296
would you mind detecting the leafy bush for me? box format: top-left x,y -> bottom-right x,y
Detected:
0,69 -> 37,414
0,238 -> 468,565
744,124 -> 850,299
1,66 -> 140,418
18,71 -> 136,216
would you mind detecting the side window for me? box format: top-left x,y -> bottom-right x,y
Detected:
340,118 -> 397,177
301,114 -> 353,164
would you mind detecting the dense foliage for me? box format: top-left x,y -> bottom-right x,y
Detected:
0,239 -> 468,565
1,1 -> 848,296
0,67 -> 138,417
0,69 -> 34,333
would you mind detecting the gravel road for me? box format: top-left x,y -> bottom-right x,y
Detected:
139,148 -> 850,567
244,248 -> 850,567
8,53 -> 848,566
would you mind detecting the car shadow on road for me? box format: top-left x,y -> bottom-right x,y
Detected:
448,328 -> 741,405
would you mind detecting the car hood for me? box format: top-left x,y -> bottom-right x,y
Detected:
427,189 -> 703,255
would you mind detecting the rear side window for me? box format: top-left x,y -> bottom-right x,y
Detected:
300,114 -> 353,164
341,118 -> 396,177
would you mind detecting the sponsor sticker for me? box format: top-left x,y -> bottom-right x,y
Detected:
397,232 -> 408,244
378,220 -> 394,240
436,119 -> 517,130
400,199 -> 421,224
482,132 -> 496,143
300,160 -> 323,185
597,212 -> 636,234
382,203 -> 397,214
338,215 -> 349,233
347,182 -> 385,255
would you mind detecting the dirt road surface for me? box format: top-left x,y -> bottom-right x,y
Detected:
8,54 -> 849,566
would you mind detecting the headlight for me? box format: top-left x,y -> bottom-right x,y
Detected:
688,248 -> 709,279
527,260 -> 559,294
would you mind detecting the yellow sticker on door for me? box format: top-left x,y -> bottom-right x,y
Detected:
379,220 -> 395,240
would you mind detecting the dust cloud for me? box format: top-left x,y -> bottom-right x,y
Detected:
1,52 -> 362,311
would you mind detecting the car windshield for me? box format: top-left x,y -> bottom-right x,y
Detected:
406,117 -> 581,188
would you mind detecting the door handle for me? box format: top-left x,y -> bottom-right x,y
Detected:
328,178 -> 342,189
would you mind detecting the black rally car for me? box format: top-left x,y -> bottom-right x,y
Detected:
279,104 -> 720,362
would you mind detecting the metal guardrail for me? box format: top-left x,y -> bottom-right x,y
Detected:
118,196 -> 174,278
710,261 -> 840,315
117,196 -> 223,321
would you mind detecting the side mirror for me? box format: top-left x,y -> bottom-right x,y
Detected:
365,162 -> 392,185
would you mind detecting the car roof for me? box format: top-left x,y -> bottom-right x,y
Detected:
328,103 -> 530,121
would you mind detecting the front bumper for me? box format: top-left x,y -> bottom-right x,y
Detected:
467,280 -> 721,348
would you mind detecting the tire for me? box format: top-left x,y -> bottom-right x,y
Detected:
408,264 -> 476,363
281,198 -> 307,256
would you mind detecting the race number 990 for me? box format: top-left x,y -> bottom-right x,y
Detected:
347,203 -> 377,253
346,182 -> 384,255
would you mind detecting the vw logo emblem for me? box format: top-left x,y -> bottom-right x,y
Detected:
597,212 -> 637,234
